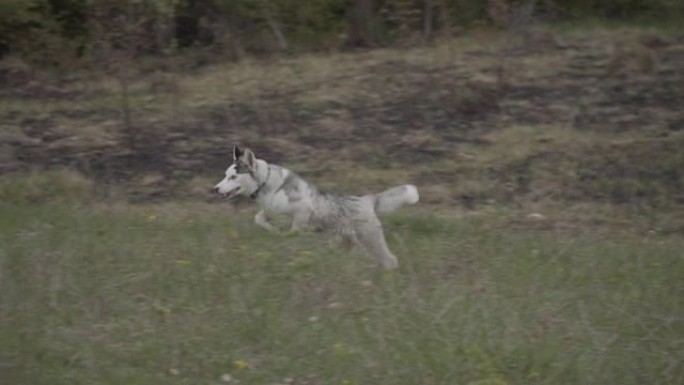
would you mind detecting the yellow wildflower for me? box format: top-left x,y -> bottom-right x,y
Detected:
233,359 -> 249,370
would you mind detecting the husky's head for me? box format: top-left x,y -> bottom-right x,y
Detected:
213,146 -> 259,199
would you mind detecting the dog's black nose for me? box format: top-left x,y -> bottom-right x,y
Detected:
212,186 -> 219,193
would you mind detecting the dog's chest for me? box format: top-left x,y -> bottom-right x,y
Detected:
259,190 -> 294,214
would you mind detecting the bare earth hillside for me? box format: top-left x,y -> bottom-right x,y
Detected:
1,28 -> 683,208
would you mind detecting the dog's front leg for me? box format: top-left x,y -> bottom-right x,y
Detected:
255,210 -> 278,232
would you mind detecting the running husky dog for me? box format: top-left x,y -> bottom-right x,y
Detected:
213,146 -> 419,269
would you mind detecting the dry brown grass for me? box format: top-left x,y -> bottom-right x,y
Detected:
1,26 -> 683,217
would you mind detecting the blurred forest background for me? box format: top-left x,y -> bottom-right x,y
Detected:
0,0 -> 684,60
1,0 -> 683,58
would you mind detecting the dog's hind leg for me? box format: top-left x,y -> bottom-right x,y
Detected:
354,217 -> 399,269
290,209 -> 311,232
340,231 -> 361,252
255,210 -> 278,232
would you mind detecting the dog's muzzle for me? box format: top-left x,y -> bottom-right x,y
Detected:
214,186 -> 241,199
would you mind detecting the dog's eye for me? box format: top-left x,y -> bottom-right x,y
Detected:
229,175 -> 237,180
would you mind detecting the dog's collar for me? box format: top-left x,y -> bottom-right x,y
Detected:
250,165 -> 270,200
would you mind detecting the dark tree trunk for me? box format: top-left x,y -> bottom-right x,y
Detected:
346,0 -> 380,48
423,0 -> 435,43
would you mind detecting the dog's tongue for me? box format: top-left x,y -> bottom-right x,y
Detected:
224,186 -> 240,199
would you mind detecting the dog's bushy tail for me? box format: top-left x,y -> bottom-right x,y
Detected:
370,184 -> 419,214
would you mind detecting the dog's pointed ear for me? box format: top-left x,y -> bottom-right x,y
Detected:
243,148 -> 257,170
233,145 -> 244,162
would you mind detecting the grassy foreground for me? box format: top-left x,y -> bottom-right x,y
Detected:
1,200 -> 682,385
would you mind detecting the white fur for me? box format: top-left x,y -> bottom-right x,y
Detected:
373,184 -> 419,213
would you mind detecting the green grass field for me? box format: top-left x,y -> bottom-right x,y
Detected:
1,198 -> 682,385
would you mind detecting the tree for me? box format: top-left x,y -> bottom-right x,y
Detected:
346,0 -> 382,48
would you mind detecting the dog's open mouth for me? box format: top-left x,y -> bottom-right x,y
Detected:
219,187 -> 241,199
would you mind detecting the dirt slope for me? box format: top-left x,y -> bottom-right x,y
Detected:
1,28 -> 683,206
